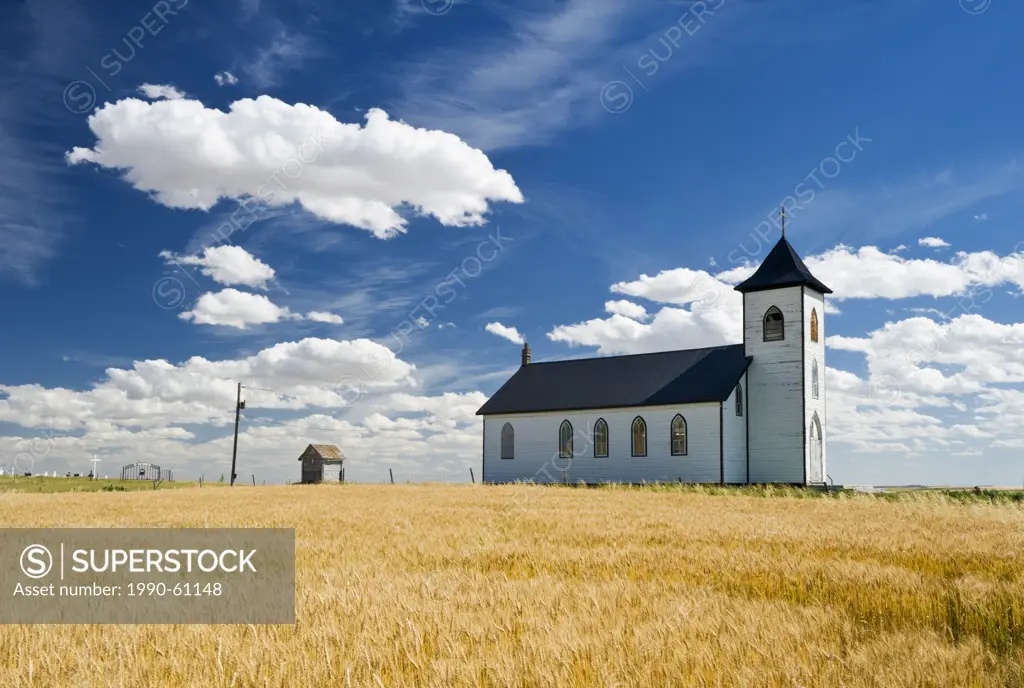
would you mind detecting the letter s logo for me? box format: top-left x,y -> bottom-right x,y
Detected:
20,544 -> 53,579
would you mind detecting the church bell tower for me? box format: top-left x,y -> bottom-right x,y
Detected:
734,216 -> 831,484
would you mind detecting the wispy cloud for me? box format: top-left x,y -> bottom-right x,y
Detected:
241,28 -> 317,89
780,161 -> 1024,250
389,0 -> 909,152
476,305 -> 524,320
137,83 -> 186,100
214,71 -> 239,86
392,0 -> 664,150
306,311 -> 344,324
0,0 -> 99,283
0,129 -> 60,284
390,0 -> 451,31
239,0 -> 260,21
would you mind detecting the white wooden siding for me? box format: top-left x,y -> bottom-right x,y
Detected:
721,371 -> 748,483
803,289 -> 828,482
744,287 -> 805,483
483,403 -> 727,484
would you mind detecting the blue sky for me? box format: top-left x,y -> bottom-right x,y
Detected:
2,0 -> 1023,486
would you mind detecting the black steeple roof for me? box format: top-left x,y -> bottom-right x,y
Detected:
733,236 -> 832,294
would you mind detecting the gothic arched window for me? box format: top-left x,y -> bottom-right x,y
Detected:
631,417 -> 647,457
670,415 -> 687,456
593,418 -> 609,458
764,306 -> 784,342
500,423 -> 514,460
810,308 -> 819,343
559,420 -> 573,459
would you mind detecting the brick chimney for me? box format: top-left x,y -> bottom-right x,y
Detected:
521,342 -> 531,367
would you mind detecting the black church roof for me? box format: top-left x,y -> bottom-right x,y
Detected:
476,344 -> 751,416
733,236 -> 832,294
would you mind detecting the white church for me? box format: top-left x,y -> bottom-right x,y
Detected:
476,234 -> 830,485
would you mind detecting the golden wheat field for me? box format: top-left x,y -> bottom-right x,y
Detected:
0,484 -> 1022,687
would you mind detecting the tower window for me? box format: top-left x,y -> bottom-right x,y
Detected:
735,384 -> 743,417
812,360 -> 820,399
763,306 -> 784,342
810,308 -> 819,342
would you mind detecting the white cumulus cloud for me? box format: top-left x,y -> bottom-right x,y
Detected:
717,245 -> 1024,301
159,245 -> 275,289
214,71 -> 239,86
65,95 -> 524,238
180,289 -> 298,329
485,322 -> 525,345
918,236 -> 951,248
547,242 -> 1024,355
604,300 -> 648,320
0,336 -> 418,432
0,336 -> 489,484
549,268 -> 740,355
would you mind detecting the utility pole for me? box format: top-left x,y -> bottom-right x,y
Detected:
230,382 -> 245,486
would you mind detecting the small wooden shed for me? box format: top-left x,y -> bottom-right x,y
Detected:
298,444 -> 346,484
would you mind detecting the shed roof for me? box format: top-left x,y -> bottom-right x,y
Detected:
476,344 -> 751,416
733,236 -> 832,294
298,444 -> 345,461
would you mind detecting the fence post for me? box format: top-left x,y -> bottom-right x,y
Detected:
389,469 -> 394,484
252,475 -> 256,486
470,468 -> 475,484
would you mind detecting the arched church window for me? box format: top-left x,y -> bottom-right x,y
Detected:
559,420 -> 573,459
812,359 -> 820,399
593,419 -> 609,458
631,417 -> 647,457
500,423 -> 514,460
763,306 -> 784,342
810,308 -> 819,342
670,415 -> 687,455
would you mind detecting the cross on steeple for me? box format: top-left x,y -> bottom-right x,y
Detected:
780,206 -> 786,238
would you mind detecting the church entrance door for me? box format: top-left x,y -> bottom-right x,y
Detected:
809,415 -> 823,483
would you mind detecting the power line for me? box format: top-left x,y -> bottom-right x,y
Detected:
241,385 -> 281,394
